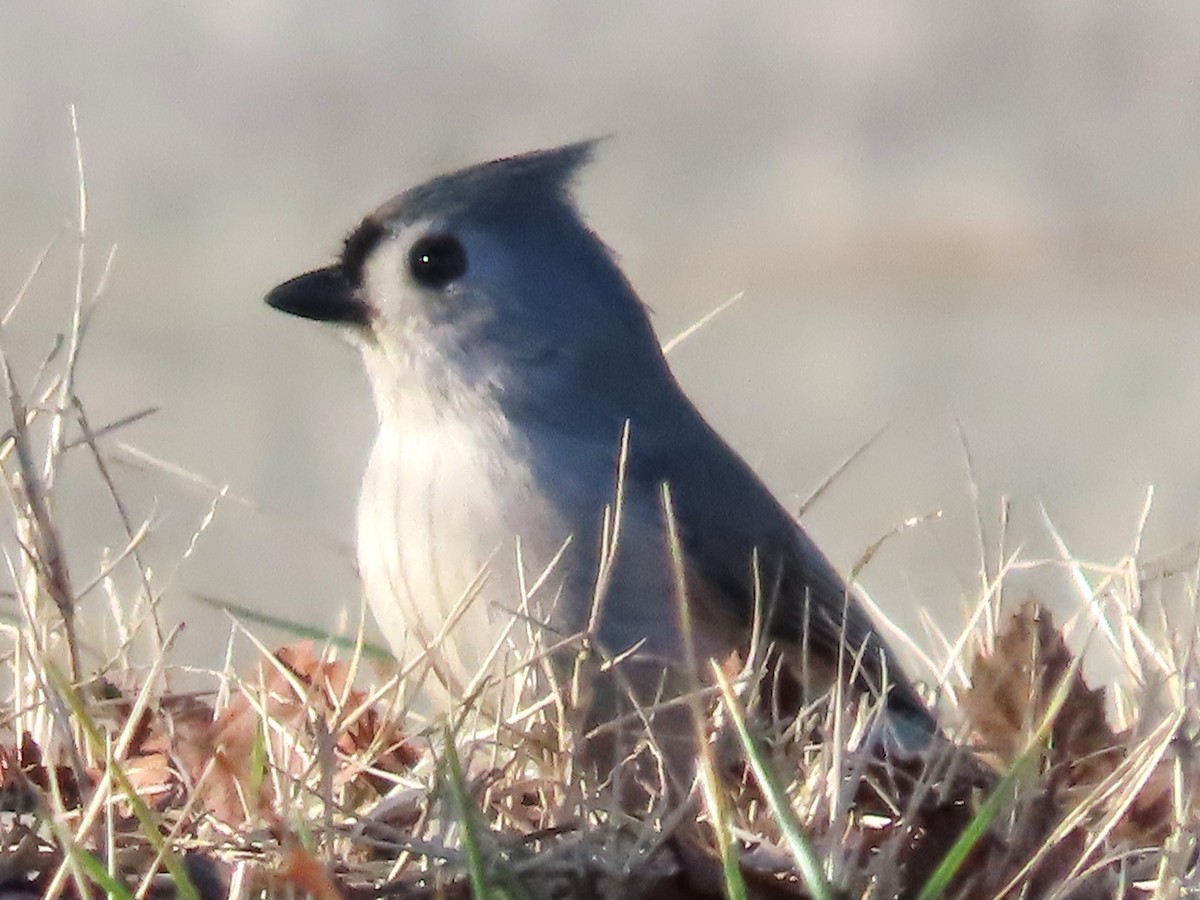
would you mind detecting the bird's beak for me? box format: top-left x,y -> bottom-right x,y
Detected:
265,267 -> 371,327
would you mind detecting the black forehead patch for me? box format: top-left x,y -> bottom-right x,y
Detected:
340,216 -> 388,286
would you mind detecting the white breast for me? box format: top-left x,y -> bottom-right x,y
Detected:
356,412 -> 578,712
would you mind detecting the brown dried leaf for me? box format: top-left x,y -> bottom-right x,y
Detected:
113,694 -> 215,817
1111,753 -> 1175,845
962,598 -> 1120,794
120,752 -> 179,812
274,642 -> 421,784
955,598 -> 1190,894
12,734 -> 85,810
200,641 -> 419,825
278,837 -> 346,900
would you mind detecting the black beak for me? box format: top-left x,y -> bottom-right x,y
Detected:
265,267 -> 370,327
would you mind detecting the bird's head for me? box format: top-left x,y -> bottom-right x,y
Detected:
266,142 -> 671,427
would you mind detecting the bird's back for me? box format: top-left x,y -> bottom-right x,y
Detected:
618,380 -> 936,728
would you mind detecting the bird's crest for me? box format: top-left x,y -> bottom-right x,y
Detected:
381,140 -> 600,224
341,140 -> 602,276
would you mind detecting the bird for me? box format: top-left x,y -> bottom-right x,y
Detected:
265,141 -> 938,796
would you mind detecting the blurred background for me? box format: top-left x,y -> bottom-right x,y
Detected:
3,3 -> 1200,684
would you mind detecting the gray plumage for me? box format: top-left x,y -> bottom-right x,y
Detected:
266,143 -> 937,773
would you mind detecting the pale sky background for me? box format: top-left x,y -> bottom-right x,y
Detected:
3,4 -> 1200,683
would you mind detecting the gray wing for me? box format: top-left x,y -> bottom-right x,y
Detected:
630,402 -> 932,723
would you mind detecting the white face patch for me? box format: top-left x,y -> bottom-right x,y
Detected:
355,220 -> 524,424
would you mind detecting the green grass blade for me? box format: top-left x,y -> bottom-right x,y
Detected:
915,644 -> 1087,900
441,727 -> 490,898
72,844 -> 135,899
43,659 -> 201,900
712,664 -> 836,900
913,749 -> 1035,900
700,757 -> 750,900
193,592 -> 394,660
440,725 -> 529,900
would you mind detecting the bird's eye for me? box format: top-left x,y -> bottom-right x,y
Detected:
407,234 -> 467,288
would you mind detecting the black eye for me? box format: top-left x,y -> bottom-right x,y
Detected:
407,234 -> 467,288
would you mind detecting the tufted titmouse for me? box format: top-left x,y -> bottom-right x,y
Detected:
266,142 -> 937,790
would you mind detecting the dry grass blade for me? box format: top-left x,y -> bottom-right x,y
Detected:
956,421 -> 992,602
661,290 -> 745,355
796,422 -> 889,520
1,344 -> 81,680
